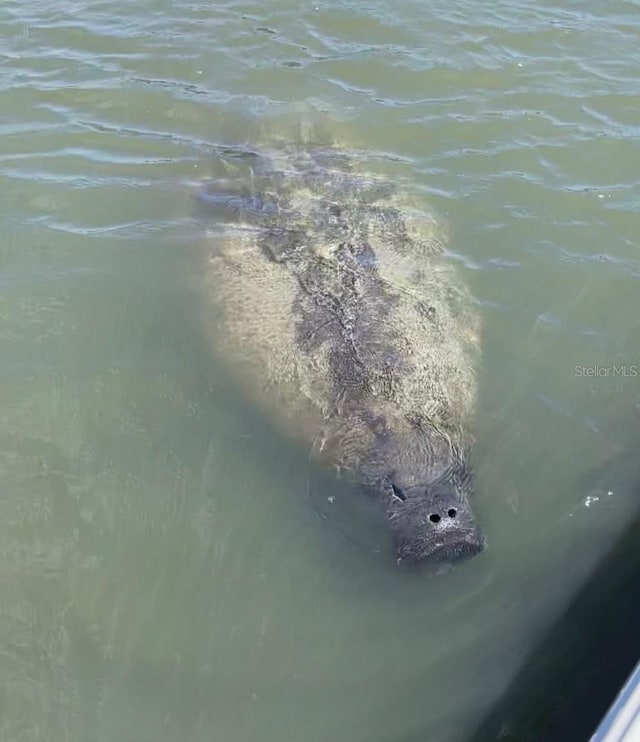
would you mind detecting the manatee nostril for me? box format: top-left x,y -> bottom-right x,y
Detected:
448,508 -> 457,518
429,513 -> 441,523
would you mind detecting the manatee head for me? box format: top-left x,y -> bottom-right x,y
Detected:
379,475 -> 485,566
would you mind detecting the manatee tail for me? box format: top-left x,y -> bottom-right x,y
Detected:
203,99 -> 358,156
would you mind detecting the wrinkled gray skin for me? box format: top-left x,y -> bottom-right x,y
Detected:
196,143 -> 484,565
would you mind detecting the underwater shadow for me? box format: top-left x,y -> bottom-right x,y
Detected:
470,504 -> 640,742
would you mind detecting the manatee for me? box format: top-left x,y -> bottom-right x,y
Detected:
195,141 -> 484,565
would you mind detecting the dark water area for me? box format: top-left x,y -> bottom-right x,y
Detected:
474,501 -> 640,741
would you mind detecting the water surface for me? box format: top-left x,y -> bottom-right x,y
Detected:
1,1 -> 639,740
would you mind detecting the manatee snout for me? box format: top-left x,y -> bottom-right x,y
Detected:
383,480 -> 485,566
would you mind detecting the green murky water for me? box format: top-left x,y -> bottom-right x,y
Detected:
1,1 -> 639,740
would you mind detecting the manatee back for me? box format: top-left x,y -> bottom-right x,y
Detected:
197,145 -> 480,477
